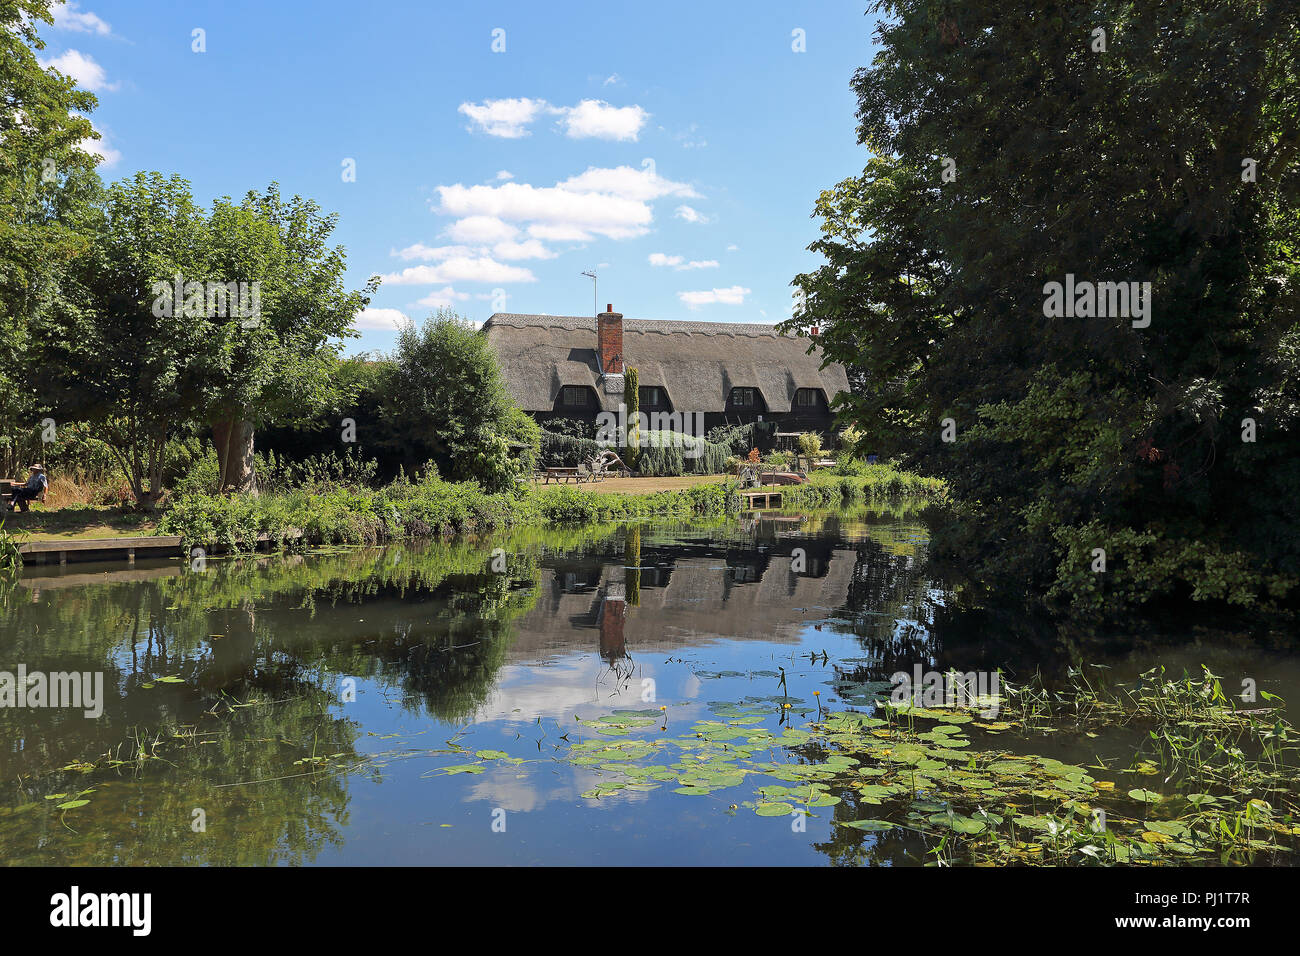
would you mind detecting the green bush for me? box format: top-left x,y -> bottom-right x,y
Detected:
706,422 -> 756,455
158,472 -> 741,552
634,430 -> 729,476
539,432 -> 600,468
782,462 -> 948,508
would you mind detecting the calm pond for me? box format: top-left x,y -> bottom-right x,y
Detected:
2,508 -> 1297,865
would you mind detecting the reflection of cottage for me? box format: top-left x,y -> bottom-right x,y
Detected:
483,305 -> 849,433
507,544 -> 857,661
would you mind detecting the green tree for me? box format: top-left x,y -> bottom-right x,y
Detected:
788,0 -> 1300,618
204,185 -> 378,493
0,0 -> 104,474
36,173 -> 210,508
386,309 -> 534,491
35,173 -> 376,507
623,366 -> 640,470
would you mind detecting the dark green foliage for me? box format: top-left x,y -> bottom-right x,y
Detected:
542,417 -> 597,440
788,0 -> 1300,619
624,367 -> 641,470
706,422 -> 758,455
539,431 -> 600,468
631,431 -> 730,477
385,310 -> 535,493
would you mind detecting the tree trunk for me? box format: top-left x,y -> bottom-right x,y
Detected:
212,416 -> 257,494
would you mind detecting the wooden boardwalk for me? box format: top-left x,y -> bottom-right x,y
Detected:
16,530 -> 302,567
18,536 -> 184,566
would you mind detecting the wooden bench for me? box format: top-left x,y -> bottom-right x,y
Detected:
1,478 -> 46,512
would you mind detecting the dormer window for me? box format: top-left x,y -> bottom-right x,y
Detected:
560,386 -> 591,407
640,386 -> 667,408
731,387 -> 757,407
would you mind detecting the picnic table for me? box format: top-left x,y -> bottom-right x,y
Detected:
540,467 -> 587,484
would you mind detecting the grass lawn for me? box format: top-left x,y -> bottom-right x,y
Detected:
3,506 -> 159,541
535,474 -> 730,495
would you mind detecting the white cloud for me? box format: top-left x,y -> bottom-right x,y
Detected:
677,286 -> 751,309
70,113 -> 119,166
415,286 -> 471,308
603,73 -> 621,86
391,242 -> 476,262
648,253 -> 718,271
444,215 -> 519,244
525,222 -> 594,242
493,238 -> 556,260
674,204 -> 709,224
554,99 -> 648,141
495,170 -> 514,181
432,165 -> 698,244
78,135 -> 119,166
457,97 -> 548,138
560,164 -> 698,201
381,257 -> 536,286
456,97 -> 648,141
727,244 -> 739,251
353,307 -> 410,330
437,180 -> 653,242
39,49 -> 117,92
51,2 -> 111,36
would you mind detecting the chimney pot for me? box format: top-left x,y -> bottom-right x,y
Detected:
606,303 -> 613,313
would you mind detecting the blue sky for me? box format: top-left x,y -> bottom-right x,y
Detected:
37,0 -> 880,354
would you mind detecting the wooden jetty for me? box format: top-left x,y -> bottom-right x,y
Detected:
18,536 -> 184,567
740,488 -> 783,509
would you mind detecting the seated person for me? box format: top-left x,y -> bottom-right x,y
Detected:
9,464 -> 47,511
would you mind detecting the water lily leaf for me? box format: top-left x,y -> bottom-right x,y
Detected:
840,819 -> 896,831
1128,788 -> 1162,803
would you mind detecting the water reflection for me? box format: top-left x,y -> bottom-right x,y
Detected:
0,509 -> 1292,866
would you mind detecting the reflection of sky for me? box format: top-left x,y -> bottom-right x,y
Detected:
472,657 -> 659,723
16,515 -> 1297,866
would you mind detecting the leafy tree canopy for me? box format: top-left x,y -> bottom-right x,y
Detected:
787,0 -> 1300,618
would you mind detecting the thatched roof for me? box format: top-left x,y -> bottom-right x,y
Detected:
483,313 -> 849,413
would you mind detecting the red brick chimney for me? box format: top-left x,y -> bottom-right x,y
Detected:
597,303 -> 623,374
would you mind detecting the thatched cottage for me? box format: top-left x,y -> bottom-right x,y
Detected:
483,305 -> 849,433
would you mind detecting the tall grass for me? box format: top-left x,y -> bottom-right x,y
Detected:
782,461 -> 948,507
157,474 -> 740,552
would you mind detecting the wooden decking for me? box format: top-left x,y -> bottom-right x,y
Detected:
740,489 -> 783,509
17,536 -> 185,566
16,530 -> 303,567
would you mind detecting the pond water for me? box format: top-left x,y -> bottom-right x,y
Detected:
1,509 -> 1296,866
